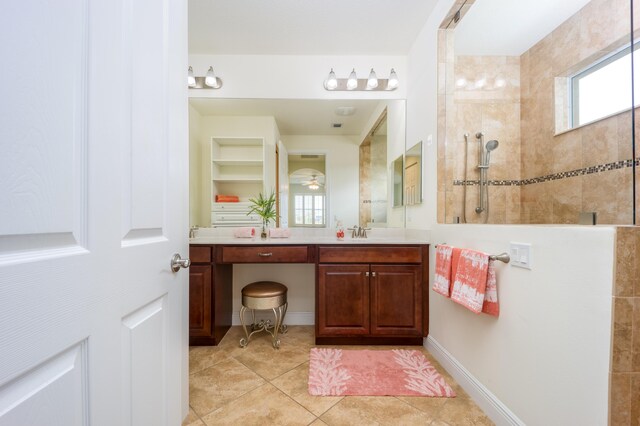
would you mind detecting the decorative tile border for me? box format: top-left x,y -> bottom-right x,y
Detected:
453,158 -> 640,186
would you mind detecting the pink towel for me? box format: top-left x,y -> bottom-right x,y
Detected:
233,227 -> 255,238
433,245 -> 454,296
482,261 -> 499,316
269,228 -> 291,238
450,249 -> 498,315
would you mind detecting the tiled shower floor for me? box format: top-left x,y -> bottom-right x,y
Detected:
183,326 -> 493,425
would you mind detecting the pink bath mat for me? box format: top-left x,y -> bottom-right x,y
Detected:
308,348 -> 456,397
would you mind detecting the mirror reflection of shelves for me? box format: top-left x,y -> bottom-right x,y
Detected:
210,137 -> 265,226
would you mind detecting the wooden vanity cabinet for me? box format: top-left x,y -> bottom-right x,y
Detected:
316,245 -> 428,345
188,245 -> 232,345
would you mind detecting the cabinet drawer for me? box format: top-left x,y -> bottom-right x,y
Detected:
318,246 -> 421,264
190,246 -> 212,263
221,245 -> 309,263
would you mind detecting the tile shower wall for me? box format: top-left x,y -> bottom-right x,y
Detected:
438,0 -> 639,225
520,0 -> 636,224
444,54 -> 522,224
612,226 -> 640,425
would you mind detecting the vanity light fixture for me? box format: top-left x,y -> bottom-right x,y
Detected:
387,68 -> 399,90
187,65 -> 224,89
323,68 -> 399,91
367,68 -> 378,89
326,68 -> 338,90
347,69 -> 358,90
187,66 -> 196,87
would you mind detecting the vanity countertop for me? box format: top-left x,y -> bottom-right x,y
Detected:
189,228 -> 430,245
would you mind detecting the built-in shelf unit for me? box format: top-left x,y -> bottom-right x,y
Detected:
210,137 -> 265,227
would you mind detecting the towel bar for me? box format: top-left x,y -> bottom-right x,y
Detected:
435,245 -> 510,264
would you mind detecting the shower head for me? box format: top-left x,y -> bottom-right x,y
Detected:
485,140 -> 499,151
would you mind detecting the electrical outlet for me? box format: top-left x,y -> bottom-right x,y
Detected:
510,242 -> 532,269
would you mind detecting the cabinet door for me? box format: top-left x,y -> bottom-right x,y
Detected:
317,264 -> 370,335
189,264 -> 212,338
370,265 -> 422,336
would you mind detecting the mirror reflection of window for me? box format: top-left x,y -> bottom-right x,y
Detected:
288,154 -> 326,227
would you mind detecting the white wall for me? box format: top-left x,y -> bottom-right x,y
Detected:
281,135 -> 360,227
188,54 -> 407,100
427,224 -> 614,425
405,0 -> 450,229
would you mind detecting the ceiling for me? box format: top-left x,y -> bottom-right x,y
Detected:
189,98 -> 383,136
454,0 -> 592,56
188,0 -> 439,56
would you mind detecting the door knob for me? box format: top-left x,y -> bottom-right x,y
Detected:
171,253 -> 191,272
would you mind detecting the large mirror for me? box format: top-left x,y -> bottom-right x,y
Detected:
440,0 -> 637,225
188,98 -> 407,228
404,141 -> 422,206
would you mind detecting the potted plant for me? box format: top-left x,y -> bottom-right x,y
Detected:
248,191 -> 277,240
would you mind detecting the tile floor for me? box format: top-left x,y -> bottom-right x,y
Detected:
183,326 -> 493,426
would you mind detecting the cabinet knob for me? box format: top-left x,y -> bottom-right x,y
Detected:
365,271 -> 370,277
371,272 -> 377,277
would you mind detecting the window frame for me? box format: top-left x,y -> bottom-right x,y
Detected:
571,42 -> 638,127
293,194 -> 326,227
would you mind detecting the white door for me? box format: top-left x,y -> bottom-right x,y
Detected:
0,0 -> 189,425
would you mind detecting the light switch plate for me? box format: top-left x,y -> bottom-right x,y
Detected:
510,242 -> 532,269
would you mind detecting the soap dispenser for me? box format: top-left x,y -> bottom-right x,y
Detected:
336,220 -> 344,240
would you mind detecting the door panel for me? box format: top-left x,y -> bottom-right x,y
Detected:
370,265 -> 422,335
122,0 -> 167,243
0,342 -> 88,426
317,264 -> 369,335
0,0 -> 89,261
122,296 -> 167,426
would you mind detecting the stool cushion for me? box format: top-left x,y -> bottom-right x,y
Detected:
242,281 -> 288,298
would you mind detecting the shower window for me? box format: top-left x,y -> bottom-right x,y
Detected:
571,42 -> 639,127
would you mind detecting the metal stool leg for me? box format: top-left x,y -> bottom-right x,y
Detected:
239,305 -> 250,348
279,302 -> 288,334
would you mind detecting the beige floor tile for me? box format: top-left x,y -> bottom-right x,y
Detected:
182,407 -> 205,426
189,346 -> 233,375
189,357 -> 266,417
188,326 -> 492,425
435,398 -> 494,425
271,361 -> 344,417
200,383 -> 316,426
320,396 -> 438,425
233,332 -> 312,380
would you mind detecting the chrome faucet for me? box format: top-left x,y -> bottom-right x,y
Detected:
347,225 -> 371,238
189,226 -> 199,238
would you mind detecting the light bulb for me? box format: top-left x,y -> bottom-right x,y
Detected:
347,69 -> 358,90
325,68 -> 338,90
309,183 -> 319,190
205,66 -> 219,88
367,68 -> 378,89
387,68 -> 399,90
187,66 -> 196,87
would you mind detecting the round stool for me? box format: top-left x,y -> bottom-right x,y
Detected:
239,281 -> 288,349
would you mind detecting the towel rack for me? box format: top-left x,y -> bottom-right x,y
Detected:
489,253 -> 510,263
435,244 -> 510,264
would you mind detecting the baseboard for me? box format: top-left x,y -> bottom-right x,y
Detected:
231,311 -> 315,326
425,336 -> 525,426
